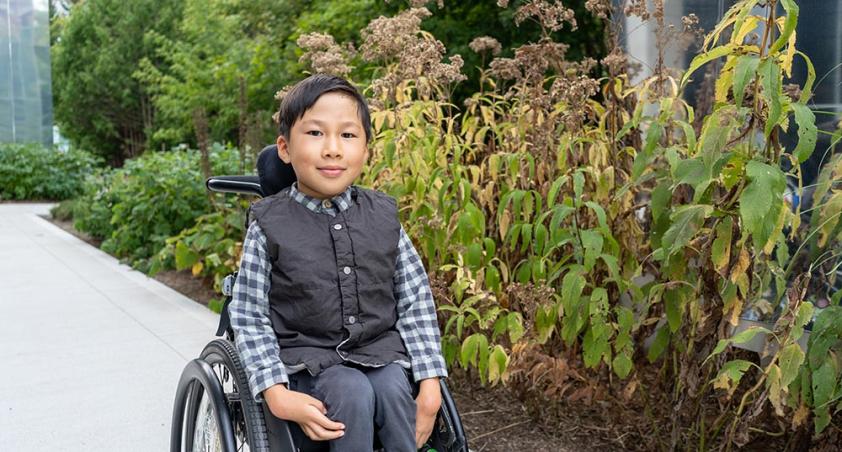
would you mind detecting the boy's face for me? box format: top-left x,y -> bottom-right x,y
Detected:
277,91 -> 368,200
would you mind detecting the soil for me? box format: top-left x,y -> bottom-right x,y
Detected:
46,214 -> 605,451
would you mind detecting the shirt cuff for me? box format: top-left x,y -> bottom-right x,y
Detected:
249,365 -> 289,403
410,354 -> 449,382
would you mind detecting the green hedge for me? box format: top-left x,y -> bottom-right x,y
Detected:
0,143 -> 100,200
72,144 -> 246,270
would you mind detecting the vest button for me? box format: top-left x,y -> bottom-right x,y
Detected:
322,199 -> 333,209
333,224 -> 342,230
343,266 -> 351,275
348,316 -> 356,324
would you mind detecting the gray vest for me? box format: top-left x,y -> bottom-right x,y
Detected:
250,186 -> 409,376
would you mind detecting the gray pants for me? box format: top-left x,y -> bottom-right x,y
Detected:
287,363 -> 417,452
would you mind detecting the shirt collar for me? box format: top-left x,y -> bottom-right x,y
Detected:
288,182 -> 354,214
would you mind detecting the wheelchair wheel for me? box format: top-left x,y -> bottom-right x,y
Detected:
192,338 -> 270,451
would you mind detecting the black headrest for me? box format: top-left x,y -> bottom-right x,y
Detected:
257,144 -> 297,197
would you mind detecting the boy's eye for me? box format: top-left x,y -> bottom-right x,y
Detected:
306,130 -> 323,136
341,132 -> 357,139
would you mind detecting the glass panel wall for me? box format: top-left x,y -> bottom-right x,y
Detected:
0,0 -> 53,146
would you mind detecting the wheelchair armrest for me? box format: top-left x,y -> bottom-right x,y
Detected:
206,175 -> 264,197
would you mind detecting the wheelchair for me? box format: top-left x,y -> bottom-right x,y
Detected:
170,145 -> 469,452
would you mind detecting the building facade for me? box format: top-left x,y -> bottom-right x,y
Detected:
0,0 -> 53,146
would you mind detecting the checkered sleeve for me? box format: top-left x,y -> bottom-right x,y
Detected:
229,221 -> 288,403
394,226 -> 449,381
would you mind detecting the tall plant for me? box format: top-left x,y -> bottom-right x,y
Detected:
293,0 -> 842,447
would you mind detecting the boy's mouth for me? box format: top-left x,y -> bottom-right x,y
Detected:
318,166 -> 345,178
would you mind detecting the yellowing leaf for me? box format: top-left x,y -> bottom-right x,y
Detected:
712,217 -> 733,275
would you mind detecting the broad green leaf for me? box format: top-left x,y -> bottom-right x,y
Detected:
711,217 -> 733,274
580,229 -> 603,272
770,0 -> 799,54
673,158 -> 707,188
647,325 -> 671,362
612,352 -> 633,379
778,343 -> 805,388
812,358 -> 838,422
739,161 -> 786,251
174,241 -> 199,270
507,312 -> 525,344
664,286 -> 690,333
792,302 -> 814,342
487,345 -> 509,384
460,333 -> 488,369
791,103 -> 817,163
760,59 -> 784,138
733,55 -> 760,107
662,204 -> 714,256
632,123 -> 663,180
713,359 -> 754,394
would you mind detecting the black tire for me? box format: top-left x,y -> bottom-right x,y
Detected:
198,338 -> 270,452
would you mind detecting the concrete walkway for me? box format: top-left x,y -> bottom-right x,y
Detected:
0,203 -> 220,451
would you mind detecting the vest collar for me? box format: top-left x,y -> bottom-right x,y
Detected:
288,182 -> 355,214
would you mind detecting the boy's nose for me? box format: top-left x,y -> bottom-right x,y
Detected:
322,136 -> 343,158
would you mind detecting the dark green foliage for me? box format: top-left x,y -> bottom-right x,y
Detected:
51,0 -> 184,164
0,143 -> 100,200
71,145 -> 244,270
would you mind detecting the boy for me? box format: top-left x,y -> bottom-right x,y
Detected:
230,74 -> 447,451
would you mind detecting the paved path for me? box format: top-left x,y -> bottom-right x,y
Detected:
0,203 -> 220,451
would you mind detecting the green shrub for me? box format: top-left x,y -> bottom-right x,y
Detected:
0,143 -> 100,200
50,199 -> 78,221
71,143 -> 245,270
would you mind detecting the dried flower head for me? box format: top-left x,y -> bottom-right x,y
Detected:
469,36 -> 502,56
601,48 -> 627,76
409,0 -> 444,7
361,8 -> 431,61
489,57 -> 521,81
297,32 -> 352,76
361,7 -> 465,101
515,0 -> 577,32
585,0 -> 611,19
497,0 -> 509,8
623,0 -> 649,21
515,40 -> 569,82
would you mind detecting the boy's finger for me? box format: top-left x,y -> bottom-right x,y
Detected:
306,422 -> 345,440
306,396 -> 327,414
308,407 -> 345,431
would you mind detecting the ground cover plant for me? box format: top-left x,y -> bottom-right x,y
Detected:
0,143 -> 99,201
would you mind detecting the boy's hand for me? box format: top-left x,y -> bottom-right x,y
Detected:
263,384 -> 345,441
415,378 -> 442,448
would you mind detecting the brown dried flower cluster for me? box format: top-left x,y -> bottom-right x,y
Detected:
489,57 -> 521,81
361,8 -> 466,100
408,0 -> 443,7
297,32 -> 352,76
361,8 -> 431,61
551,68 -> 600,131
515,0 -> 577,32
585,0 -> 612,19
469,36 -> 502,56
518,41 -> 570,80
623,0 -> 650,21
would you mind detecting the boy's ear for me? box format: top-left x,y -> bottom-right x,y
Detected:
276,135 -> 291,164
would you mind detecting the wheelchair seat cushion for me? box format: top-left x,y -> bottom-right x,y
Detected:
257,144 -> 297,197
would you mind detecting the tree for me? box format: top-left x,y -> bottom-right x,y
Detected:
51,0 -> 183,165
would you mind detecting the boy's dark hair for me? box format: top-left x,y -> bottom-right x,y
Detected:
277,74 -> 372,143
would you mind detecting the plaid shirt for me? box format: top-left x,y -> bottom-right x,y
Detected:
230,183 -> 448,402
